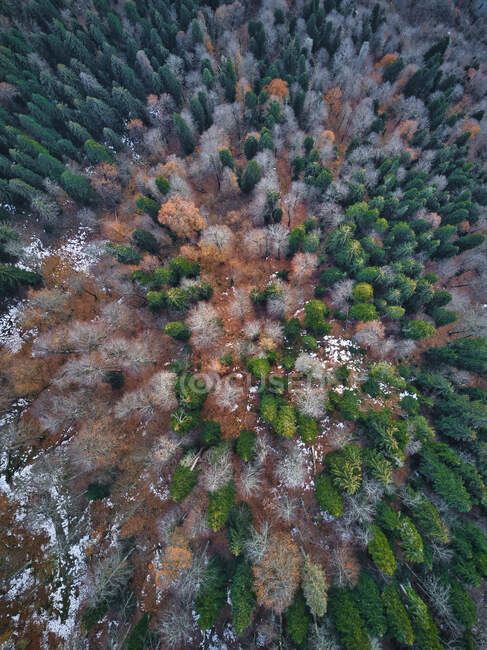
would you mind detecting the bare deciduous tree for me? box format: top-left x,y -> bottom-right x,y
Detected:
229,287 -> 251,323
237,462 -> 264,499
187,302 -> 223,349
200,444 -> 233,492
213,377 -> 243,410
199,225 -> 234,253
293,383 -> 327,419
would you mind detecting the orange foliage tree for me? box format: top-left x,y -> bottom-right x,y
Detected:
264,78 -> 290,101
151,528 -> 193,591
157,197 -> 206,241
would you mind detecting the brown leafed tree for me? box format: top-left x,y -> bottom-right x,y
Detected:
253,530 -> 302,614
91,163 -> 122,208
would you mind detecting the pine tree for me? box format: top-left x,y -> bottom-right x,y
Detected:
37,152 -> 65,179
220,58 -> 236,102
230,561 -> 256,635
286,588 -> 310,645
84,139 -> 113,164
60,170 -> 95,204
367,525 -> 396,575
194,555 -> 228,630
207,481 -> 235,531
173,112 -> 195,155
353,572 -> 387,638
240,160 -> 260,193
190,96 -> 206,133
161,65 -> 182,106
382,585 -> 414,647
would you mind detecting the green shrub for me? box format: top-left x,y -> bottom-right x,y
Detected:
332,389 -> 361,421
301,334 -> 317,351
283,317 -> 301,342
431,308 -> 457,327
353,282 -> 374,301
236,429 -> 257,461
334,364 -> 350,385
163,321 -> 190,341
364,449 -> 393,486
400,394 -> 419,415
281,354 -> 295,371
104,369 -> 125,389
146,290 -> 167,312
106,242 -> 141,265
247,356 -> 270,379
219,148 -> 234,169
449,579 -> 476,629
260,393 -> 278,425
176,374 -> 208,409
315,473 -> 343,517
82,602 -> 109,631
169,256 -> 200,279
403,585 -> 442,650
402,319 -> 436,340
84,138 -> 113,164
244,135 -> 258,159
327,444 -> 363,494
361,377 -> 381,397
275,403 -> 296,438
124,612 -> 150,650
240,160 -> 260,193
349,302 -> 378,322
384,305 -> 405,320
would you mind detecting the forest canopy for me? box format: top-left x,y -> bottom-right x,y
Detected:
0,0 -> 487,648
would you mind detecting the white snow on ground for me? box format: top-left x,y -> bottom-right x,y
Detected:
0,227 -> 104,352
200,623 -> 241,649
0,300 -> 25,352
1,453 -> 92,645
16,227 -> 104,274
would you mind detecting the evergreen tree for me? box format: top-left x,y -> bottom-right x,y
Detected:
353,572 -> 387,638
286,588 -> 310,645
382,584 -> 414,646
220,58 -> 236,102
173,112 -> 195,155
230,561 -> 256,636
161,65 -> 182,105
368,525 -> 396,575
240,160 -> 260,194
60,170 -> 95,204
207,481 -> 235,531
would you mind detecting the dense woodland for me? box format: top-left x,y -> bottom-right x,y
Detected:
1,0 -> 487,648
